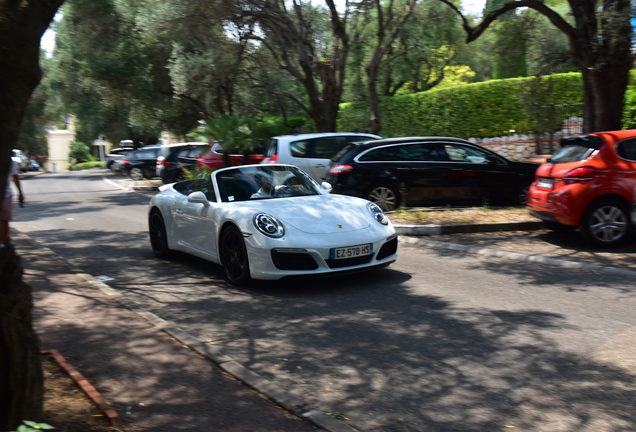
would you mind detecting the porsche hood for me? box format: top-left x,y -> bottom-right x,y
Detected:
242,195 -> 374,234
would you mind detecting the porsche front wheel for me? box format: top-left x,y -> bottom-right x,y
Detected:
220,226 -> 252,285
149,210 -> 172,258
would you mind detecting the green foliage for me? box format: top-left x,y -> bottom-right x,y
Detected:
339,72 -> 585,138
69,141 -> 93,163
193,115 -> 254,154
525,4 -> 578,76
623,86 -> 636,129
9,420 -> 55,431
185,167 -> 214,180
70,161 -> 107,171
432,65 -> 477,90
491,20 -> 528,80
248,118 -> 292,145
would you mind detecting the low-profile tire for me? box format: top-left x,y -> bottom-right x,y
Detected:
580,198 -> 630,248
367,184 -> 400,212
220,226 -> 252,285
544,220 -> 577,234
149,210 -> 172,258
129,167 -> 145,181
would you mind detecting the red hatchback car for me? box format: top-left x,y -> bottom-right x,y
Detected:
527,129 -> 636,247
197,142 -> 265,170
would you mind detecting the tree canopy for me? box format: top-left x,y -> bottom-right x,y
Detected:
439,0 -> 634,132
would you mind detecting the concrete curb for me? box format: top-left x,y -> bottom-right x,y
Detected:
394,221 -> 545,236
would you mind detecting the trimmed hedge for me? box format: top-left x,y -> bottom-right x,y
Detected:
338,72 -> 588,139
69,161 -> 106,171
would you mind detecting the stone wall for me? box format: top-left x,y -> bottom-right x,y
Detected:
469,117 -> 583,161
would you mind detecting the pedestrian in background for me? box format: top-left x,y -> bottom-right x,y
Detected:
1,158 -> 25,248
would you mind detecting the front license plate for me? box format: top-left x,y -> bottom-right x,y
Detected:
331,243 -> 373,260
537,178 -> 554,188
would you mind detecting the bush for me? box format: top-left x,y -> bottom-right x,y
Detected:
69,161 -> 106,171
69,141 -> 93,163
338,72 -> 587,138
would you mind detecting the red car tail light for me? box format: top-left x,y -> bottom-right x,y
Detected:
266,154 -> 278,163
162,160 -> 171,167
123,160 -> 129,165
329,164 -> 354,175
563,166 -> 597,184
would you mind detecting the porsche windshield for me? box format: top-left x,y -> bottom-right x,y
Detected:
215,166 -> 322,203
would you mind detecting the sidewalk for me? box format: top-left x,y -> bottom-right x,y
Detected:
16,232 -> 322,432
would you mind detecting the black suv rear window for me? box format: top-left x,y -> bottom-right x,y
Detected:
331,143 -> 357,162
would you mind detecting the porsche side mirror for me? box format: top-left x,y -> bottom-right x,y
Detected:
321,181 -> 333,193
188,191 -> 210,205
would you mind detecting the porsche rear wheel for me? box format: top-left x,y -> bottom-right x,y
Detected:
220,226 -> 252,285
149,210 -> 172,258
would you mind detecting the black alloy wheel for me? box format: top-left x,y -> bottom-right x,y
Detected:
367,184 -> 400,212
517,185 -> 530,206
129,167 -> 145,181
220,226 -> 252,285
149,210 -> 172,258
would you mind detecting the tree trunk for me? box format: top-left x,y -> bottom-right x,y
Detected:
309,61 -> 342,133
0,2 -> 65,429
0,245 -> 44,430
579,57 -> 631,133
365,63 -> 382,135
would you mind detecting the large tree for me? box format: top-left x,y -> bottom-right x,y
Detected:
363,0 -> 420,134
233,0 -> 360,132
440,0 -> 635,132
0,2 -> 65,430
53,0 -> 205,145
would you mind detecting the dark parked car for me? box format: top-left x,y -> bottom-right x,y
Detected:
160,144 -> 209,184
122,146 -> 161,180
327,136 -> 539,211
106,147 -> 135,171
197,142 -> 266,171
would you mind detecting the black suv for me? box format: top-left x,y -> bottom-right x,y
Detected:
160,144 -> 209,184
106,147 -> 135,171
122,146 -> 161,180
327,136 -> 539,211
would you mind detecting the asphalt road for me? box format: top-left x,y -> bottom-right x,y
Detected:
12,169 -> 636,432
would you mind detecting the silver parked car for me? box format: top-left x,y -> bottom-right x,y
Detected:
261,132 -> 380,183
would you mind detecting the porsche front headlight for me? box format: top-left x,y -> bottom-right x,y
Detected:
367,202 -> 389,225
253,213 -> 285,237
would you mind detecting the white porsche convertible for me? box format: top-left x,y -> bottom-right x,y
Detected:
148,164 -> 398,285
